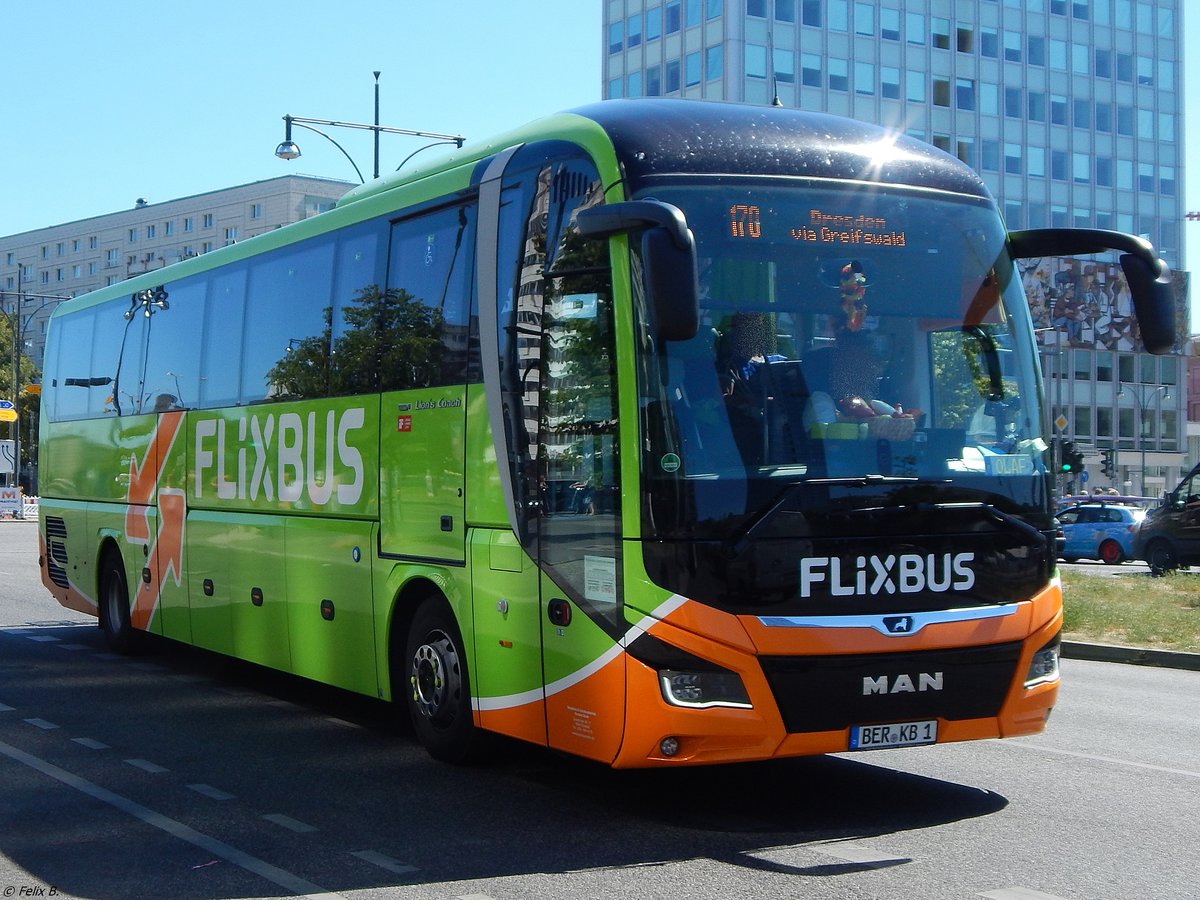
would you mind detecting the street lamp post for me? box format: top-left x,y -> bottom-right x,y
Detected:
275,72 -> 464,184
1117,381 -> 1169,496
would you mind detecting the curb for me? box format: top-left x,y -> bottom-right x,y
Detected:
1062,641 -> 1200,672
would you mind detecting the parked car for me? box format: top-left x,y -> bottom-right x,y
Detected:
1057,502 -> 1146,565
1133,465 -> 1200,575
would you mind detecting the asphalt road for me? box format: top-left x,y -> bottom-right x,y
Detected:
1,520 -> 1198,900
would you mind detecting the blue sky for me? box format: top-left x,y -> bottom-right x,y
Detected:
3,1 -> 1198,328
0,1 -> 602,234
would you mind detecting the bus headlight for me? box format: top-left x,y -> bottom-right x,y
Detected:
1024,632 -> 1061,688
659,668 -> 752,709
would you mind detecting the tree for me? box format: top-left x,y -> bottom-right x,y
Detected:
1,311 -> 42,489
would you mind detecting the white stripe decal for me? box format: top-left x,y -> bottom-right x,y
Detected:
472,594 -> 690,712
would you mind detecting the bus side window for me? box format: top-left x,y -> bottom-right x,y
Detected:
199,266 -> 248,408
242,237 -> 335,402
328,220 -> 386,396
50,311 -> 98,420
140,279 -> 205,413
91,299 -> 142,418
381,204 -> 477,390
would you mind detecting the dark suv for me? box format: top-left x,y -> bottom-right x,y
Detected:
1133,465 -> 1200,575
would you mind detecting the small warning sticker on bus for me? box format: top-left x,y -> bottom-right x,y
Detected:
397,416 -> 412,432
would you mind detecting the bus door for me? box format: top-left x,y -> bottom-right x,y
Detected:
475,146 -> 626,762
377,203 -> 476,563
536,272 -> 627,763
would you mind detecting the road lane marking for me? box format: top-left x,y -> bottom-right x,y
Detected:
188,783 -> 236,800
125,758 -> 169,773
1002,738 -> 1200,780
0,702 -> 14,712
24,718 -> 59,730
72,738 -> 110,750
263,814 -> 318,833
350,849 -> 418,876
0,738 -> 342,899
808,842 -> 910,868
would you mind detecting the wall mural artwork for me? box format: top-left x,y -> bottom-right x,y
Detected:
1018,256 -> 1190,354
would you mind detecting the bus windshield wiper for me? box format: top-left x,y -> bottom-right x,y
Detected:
822,499 -> 1048,550
723,474 -> 921,559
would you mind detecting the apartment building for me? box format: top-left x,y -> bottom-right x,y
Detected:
1,175 -> 353,368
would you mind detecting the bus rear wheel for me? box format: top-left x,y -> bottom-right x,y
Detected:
99,549 -> 137,654
404,599 -> 479,763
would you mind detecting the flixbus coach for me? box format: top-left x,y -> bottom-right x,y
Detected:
37,100 -> 1175,767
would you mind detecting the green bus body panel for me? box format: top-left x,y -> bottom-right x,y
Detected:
285,518 -> 378,697
185,512 -> 235,654
380,386 -> 466,562
469,528 -> 545,701
463,384 -> 507,529
39,416 -> 157,503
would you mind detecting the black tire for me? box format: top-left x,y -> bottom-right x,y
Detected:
1146,540 -> 1178,577
99,549 -> 138,654
403,598 -> 480,763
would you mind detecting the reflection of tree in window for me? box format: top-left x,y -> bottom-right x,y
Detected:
265,285 -> 446,398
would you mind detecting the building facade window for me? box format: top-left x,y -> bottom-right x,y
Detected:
855,62 -> 874,94
856,3 -> 875,36
828,58 -> 848,91
1028,35 -> 1045,66
802,53 -> 822,87
880,8 -> 899,40
704,46 -> 721,81
956,78 -> 975,110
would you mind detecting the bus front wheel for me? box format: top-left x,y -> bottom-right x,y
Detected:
404,599 -> 479,763
99,549 -> 137,654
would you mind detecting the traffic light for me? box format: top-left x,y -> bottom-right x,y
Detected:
1101,449 -> 1115,479
1062,440 -> 1085,475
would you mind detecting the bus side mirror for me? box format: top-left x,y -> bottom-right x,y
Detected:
1119,252 -> 1175,355
1008,227 -> 1177,354
641,225 -> 700,341
576,200 -> 700,342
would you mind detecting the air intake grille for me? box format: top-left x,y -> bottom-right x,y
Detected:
45,516 -> 70,589
759,642 -> 1022,734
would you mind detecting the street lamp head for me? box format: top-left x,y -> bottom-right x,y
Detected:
275,140 -> 302,161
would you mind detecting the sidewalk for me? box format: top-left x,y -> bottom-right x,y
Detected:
1062,641 -> 1200,672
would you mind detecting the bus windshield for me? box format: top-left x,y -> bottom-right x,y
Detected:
635,181 -> 1050,550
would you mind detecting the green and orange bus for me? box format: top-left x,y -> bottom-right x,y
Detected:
38,100 -> 1175,767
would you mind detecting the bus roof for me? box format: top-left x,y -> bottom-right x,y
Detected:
574,99 -> 992,199
339,99 -> 993,209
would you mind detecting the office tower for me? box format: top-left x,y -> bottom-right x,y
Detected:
602,0 -> 1188,495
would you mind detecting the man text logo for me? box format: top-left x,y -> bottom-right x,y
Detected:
862,672 -> 944,695
799,552 -> 975,598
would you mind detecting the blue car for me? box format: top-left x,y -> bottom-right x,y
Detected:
1057,503 -> 1146,565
